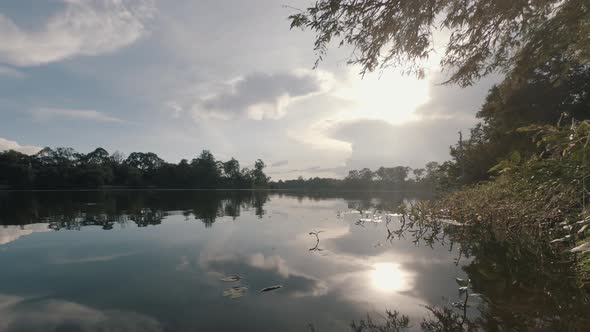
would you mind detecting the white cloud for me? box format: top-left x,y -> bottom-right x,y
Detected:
308,72 -> 500,171
0,294 -> 162,332
50,252 -> 137,265
33,107 -> 126,123
0,137 -> 42,155
199,252 -> 328,297
0,224 -> 51,245
0,0 -> 156,66
182,70 -> 333,121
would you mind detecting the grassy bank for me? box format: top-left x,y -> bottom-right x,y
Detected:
426,121 -> 590,286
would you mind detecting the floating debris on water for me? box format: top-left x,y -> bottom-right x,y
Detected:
373,242 -> 383,248
223,286 -> 248,299
358,217 -> 383,223
260,285 -> 282,292
341,210 -> 361,215
221,275 -> 241,282
440,219 -> 464,226
455,278 -> 469,287
309,231 -> 324,252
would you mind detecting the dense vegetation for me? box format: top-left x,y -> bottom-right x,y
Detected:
0,148 -> 269,189
0,146 -> 443,192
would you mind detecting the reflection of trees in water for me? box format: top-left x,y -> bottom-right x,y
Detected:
379,207 -> 590,331
313,203 -> 590,331
2,191 -> 588,329
1,191 -> 406,229
0,191 -> 272,229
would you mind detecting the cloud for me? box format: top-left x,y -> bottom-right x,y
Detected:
321,73 -> 499,171
50,252 -> 137,265
0,65 -> 23,78
33,108 -> 126,123
0,294 -> 162,332
190,70 -> 330,120
271,160 -> 289,167
415,72 -> 500,120
199,252 -> 328,297
0,224 -> 51,245
0,0 -> 156,66
268,166 -> 348,177
0,137 -> 42,155
327,118 -> 470,170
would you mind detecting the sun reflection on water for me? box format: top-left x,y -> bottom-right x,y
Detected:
370,263 -> 409,293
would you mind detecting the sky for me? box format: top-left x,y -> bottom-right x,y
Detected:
0,0 -> 499,180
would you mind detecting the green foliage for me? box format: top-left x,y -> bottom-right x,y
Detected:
433,119 -> 590,284
429,58 -> 590,186
350,311 -> 410,332
252,159 -> 269,187
0,147 -> 270,190
290,0 -> 590,86
420,306 -> 477,332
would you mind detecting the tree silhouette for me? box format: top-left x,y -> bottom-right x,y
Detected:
0,147 -> 270,190
289,0 -> 590,86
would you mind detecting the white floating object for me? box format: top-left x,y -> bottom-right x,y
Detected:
440,219 -> 464,226
221,275 -> 241,282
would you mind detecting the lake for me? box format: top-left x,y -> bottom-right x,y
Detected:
0,190 -> 588,331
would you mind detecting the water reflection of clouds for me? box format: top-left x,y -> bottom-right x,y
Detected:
0,224 -> 51,246
0,192 -> 468,330
257,196 -> 462,314
199,252 -> 329,297
197,210 -> 427,316
49,252 -> 138,265
0,294 -> 162,332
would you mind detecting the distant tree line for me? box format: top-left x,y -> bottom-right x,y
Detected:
271,163 -> 441,192
0,147 -> 269,189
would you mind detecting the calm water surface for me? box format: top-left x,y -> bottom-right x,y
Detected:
0,191 -> 588,331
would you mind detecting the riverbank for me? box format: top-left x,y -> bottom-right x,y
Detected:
420,125 -> 590,287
